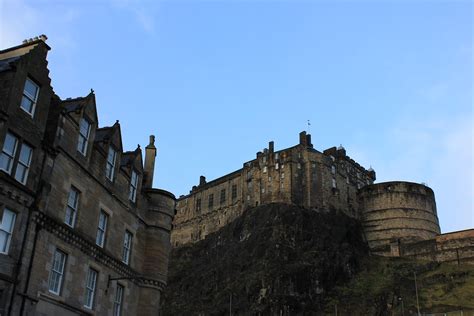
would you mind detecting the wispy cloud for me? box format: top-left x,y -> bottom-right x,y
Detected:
0,0 -> 39,47
109,0 -> 158,33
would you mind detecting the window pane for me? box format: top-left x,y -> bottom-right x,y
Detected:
0,231 -> 7,252
18,144 -> 32,165
67,189 -> 78,209
21,96 -> 34,113
49,250 -> 66,294
79,119 -> 90,136
106,148 -> 116,180
3,133 -> 18,156
77,118 -> 90,155
14,164 -> 27,183
84,268 -> 97,308
24,79 -> 38,99
96,211 -> 107,247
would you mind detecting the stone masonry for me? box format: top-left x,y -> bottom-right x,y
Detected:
0,37 -> 175,315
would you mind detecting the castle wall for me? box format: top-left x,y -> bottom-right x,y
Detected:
359,181 -> 441,255
389,230 -> 474,265
172,132 -> 375,247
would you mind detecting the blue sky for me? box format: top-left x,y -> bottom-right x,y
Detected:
1,0 -> 472,233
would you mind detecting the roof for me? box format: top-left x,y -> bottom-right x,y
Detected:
121,151 -> 136,166
94,127 -> 113,142
0,36 -> 50,62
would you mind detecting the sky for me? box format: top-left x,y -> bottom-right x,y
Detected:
0,0 -> 472,233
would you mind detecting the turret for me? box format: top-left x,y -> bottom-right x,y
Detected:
143,135 -> 156,188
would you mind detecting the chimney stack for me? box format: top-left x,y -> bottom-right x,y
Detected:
269,141 -> 274,153
299,131 -> 308,147
199,175 -> 207,186
306,134 -> 312,148
143,135 -> 157,188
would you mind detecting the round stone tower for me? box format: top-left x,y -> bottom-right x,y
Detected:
359,181 -> 440,255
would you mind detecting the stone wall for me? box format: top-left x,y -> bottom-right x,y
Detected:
359,181 -> 441,254
172,132 -> 375,247
399,229 -> 474,264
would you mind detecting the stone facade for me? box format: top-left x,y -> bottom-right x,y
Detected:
172,134 -> 472,265
173,132 -> 376,246
0,37 -> 175,315
399,229 -> 474,264
359,181 -> 441,253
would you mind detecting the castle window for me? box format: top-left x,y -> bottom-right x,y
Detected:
268,176 -> 272,182
113,284 -> 124,316
275,163 -> 279,170
261,187 -> 265,193
220,189 -> 226,204
84,268 -> 98,309
96,210 -> 108,248
77,117 -> 91,156
263,156 -> 267,164
263,166 -> 267,173
281,164 -> 284,169
231,185 -> 237,200
122,231 -> 132,265
48,249 -> 67,295
208,194 -> 214,209
106,147 -> 117,181
281,172 -> 285,179
297,163 -> 301,169
275,153 -> 279,160
346,177 -> 350,184
0,208 -> 16,254
331,165 -> 336,175
20,78 -> 39,117
196,198 -> 201,212
64,187 -> 79,228
129,170 -> 139,202
332,178 -> 337,188
247,195 -> 250,201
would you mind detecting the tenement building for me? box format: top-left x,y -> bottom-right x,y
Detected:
0,37 -> 175,315
173,134 -> 474,264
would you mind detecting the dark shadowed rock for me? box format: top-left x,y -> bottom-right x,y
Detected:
162,203 -> 368,315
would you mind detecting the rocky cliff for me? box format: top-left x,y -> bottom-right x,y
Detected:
162,203 -> 474,315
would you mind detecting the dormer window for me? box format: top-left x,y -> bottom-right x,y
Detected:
106,147 -> 117,181
20,78 -> 39,117
77,118 -> 91,155
129,170 -> 138,202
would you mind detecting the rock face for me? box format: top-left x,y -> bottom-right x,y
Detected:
162,203 -> 368,315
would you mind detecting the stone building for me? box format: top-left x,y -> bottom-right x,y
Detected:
173,133 -> 474,264
173,131 -> 458,260
173,132 -> 377,246
0,37 -> 175,315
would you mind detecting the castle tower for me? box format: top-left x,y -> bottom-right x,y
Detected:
359,181 -> 441,255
